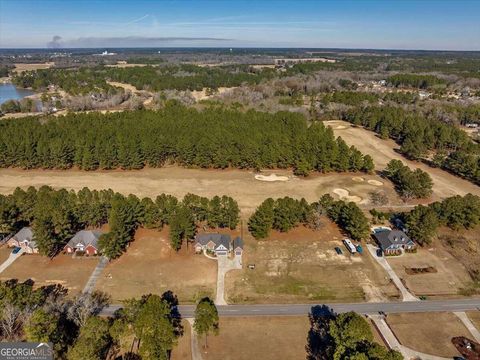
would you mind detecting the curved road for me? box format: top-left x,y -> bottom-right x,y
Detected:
100,298 -> 480,317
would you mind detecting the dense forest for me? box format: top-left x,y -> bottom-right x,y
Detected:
0,106 -> 374,175
0,186 -> 240,258
343,106 -> 480,184
11,64 -> 275,94
248,194 -> 370,241
387,74 -> 446,89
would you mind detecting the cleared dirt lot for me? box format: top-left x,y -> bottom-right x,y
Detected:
201,316 -> 309,360
0,245 -> 12,264
0,253 -> 98,296
387,312 -> 472,357
326,120 -> 480,200
226,223 -> 398,303
387,245 -> 471,297
0,167 -> 403,214
94,228 -> 216,303
13,62 -> 54,73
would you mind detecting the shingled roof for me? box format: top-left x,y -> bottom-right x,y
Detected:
66,230 -> 103,249
373,230 -> 414,250
195,233 -> 231,249
14,227 -> 34,242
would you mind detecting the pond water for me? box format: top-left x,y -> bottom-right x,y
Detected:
0,83 -> 35,104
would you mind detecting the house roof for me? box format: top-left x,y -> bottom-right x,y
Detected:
195,233 -> 231,250
14,227 -> 33,242
233,236 -> 243,249
65,230 -> 103,250
373,230 -> 413,250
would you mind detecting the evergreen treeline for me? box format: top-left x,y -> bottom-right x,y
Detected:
0,187 -> 240,258
318,194 -> 370,240
12,67 -> 118,95
0,106 -> 374,175
343,106 -> 480,184
11,64 -> 275,94
248,195 -> 369,240
404,194 -> 480,246
306,309 -> 402,360
384,160 -> 433,199
387,74 -> 446,89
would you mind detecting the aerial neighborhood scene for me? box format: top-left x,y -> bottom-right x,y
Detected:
0,0 -> 480,359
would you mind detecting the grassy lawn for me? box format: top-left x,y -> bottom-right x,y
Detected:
387,244 -> 471,297
0,253 -> 98,296
386,312 -> 472,357
226,222 -> 397,304
467,311 -> 480,331
201,316 -> 310,360
171,320 -> 192,360
95,228 -> 217,303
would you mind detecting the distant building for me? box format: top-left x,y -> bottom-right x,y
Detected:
194,233 -> 243,257
64,230 -> 103,256
7,227 -> 38,254
372,229 -> 415,255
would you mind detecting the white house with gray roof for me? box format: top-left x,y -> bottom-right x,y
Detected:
194,233 -> 244,257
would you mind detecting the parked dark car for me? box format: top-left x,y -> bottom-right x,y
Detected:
12,247 -> 21,254
334,247 -> 343,255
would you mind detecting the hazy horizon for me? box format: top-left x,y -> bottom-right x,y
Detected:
1,0 -> 479,51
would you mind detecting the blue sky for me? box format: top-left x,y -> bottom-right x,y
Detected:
0,0 -> 479,50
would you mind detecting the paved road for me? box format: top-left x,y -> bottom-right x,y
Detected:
100,298 -> 480,317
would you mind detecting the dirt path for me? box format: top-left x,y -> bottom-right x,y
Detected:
325,120 -> 480,199
0,167 -> 401,214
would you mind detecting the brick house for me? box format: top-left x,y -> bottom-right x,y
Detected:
64,230 -> 103,256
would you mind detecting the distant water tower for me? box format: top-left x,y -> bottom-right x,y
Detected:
229,48 -> 233,52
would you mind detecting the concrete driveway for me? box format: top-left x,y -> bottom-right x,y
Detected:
366,244 -> 418,302
0,247 -> 25,273
214,254 -> 242,305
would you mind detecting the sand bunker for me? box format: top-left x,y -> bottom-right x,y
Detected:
368,180 -> 383,186
254,174 -> 289,182
333,188 -> 362,203
352,176 -> 365,182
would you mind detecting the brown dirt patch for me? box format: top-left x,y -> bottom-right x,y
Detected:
0,167 -> 403,215
226,223 -> 397,303
201,316 -> 309,360
387,312 -> 472,357
388,245 -> 471,297
0,245 -> 12,264
0,253 -> 98,296
94,228 -> 217,303
404,266 -> 437,275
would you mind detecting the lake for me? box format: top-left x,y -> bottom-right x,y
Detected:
0,83 -> 35,105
